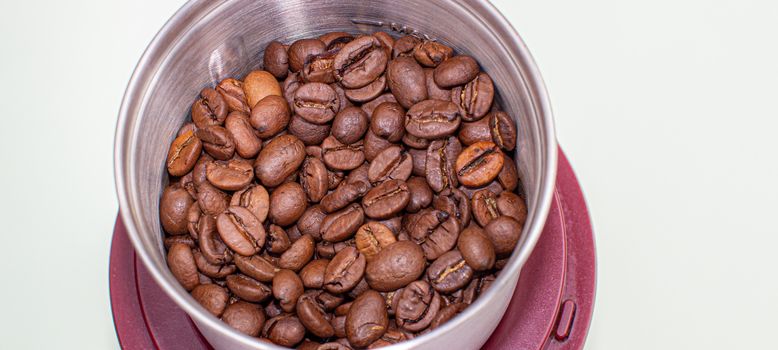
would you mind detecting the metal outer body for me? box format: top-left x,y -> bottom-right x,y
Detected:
113,1 -> 558,349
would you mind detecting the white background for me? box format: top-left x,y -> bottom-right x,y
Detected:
0,0 -> 776,349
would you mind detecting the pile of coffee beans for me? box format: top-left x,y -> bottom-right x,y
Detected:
161,30 -> 526,349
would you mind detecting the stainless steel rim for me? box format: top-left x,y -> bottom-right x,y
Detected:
114,0 -> 557,348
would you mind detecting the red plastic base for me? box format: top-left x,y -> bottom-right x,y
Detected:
110,148 -> 595,350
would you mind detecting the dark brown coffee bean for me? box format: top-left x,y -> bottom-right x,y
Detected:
323,246 -> 366,294
424,68 -> 451,101
497,191 -> 527,225
345,74 -> 386,103
427,250 -> 474,293
225,111 -> 262,158
294,83 -> 340,124
373,32 -> 394,58
198,215 -> 233,265
302,52 -> 337,84
263,40 -> 289,79
370,102 -> 406,142
166,130 -> 202,176
401,132 -> 430,149
455,141 -> 504,188
266,224 -> 292,254
314,290 -> 346,312
433,55 -> 479,88
250,95 -> 291,138
216,206 -> 266,256
191,153 -> 212,189
177,122 -> 197,137
332,315 -> 347,338
288,38 -> 326,73
456,180 -> 503,199
433,188 -> 472,230
319,32 -> 354,50
425,137 -> 462,193
191,88 -> 228,128
297,158 -> 328,203
368,329 -> 411,348
292,205 -> 324,242
363,129 -> 394,162
222,301 -> 265,336
346,290 -> 388,348
362,179 -> 410,219
227,274 -> 272,303
331,83 -> 353,111
283,72 -> 303,109
320,181 -> 369,214
262,314 -> 305,347
387,56 -> 427,109
279,234 -> 314,271
408,148 -> 427,177
405,177 -> 433,213
463,274 -> 496,304
393,35 -> 421,58
413,41 -> 453,67
334,35 -> 388,89
196,183 -> 229,216
178,171 -> 197,199
297,293 -> 335,338
243,70 -> 282,109
271,269 -> 304,313
322,136 -> 365,171
365,240 -> 425,291
348,278 -> 371,300
489,111 -> 517,151
484,216 -> 523,257
457,117 -> 491,146
331,106 -> 369,144
196,125 -> 235,160
368,146 -> 412,184
234,254 -> 278,282
269,182 -> 306,226
217,78 -> 250,113
430,302 -> 466,330
458,226 -> 495,271
405,209 -> 459,260
355,222 -> 397,262
360,93 -> 398,117
498,156 -> 520,192
205,159 -> 253,191
230,184 -> 269,222
321,203 -> 364,242
395,280 -> 441,332
164,235 -> 195,249
471,188 -> 500,227
191,284 -> 228,316
255,134 -> 305,187
405,99 -> 461,139
160,184 -> 194,235
288,114 -> 331,145
452,72 -> 494,122
167,242 -> 199,291
186,201 -> 202,238
300,258 -> 330,289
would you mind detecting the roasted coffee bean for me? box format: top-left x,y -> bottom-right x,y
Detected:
287,225 -> 303,243
191,284 -> 228,316
300,258 -> 330,289
433,55 -> 479,88
179,171 -> 197,199
425,68 -> 451,101
323,246 -> 366,294
489,111 -> 517,151
230,184 -> 270,222
266,224 -> 292,254
497,191 -> 527,225
288,38 -> 326,73
164,235 -> 195,249
262,314 -> 306,347
405,209 -> 459,260
427,250 -> 474,293
498,156 -> 519,192
452,72 -> 494,121
365,240 -> 425,292
227,274 -> 272,303
331,83 -> 352,112
263,40 -> 289,79
272,269 -> 304,312
361,93 -> 398,117
314,290 -> 346,311
321,203 -> 364,242
346,291 -> 388,347
222,301 -> 265,336
432,188 -> 472,230
373,32 -> 394,58
430,302 -> 466,329
471,188 -> 500,227
279,234 -> 314,271
302,52 -> 337,84
355,222 -> 396,262
368,146 -> 412,184
168,242 -> 199,291
250,95 -> 291,138
243,70 -> 282,108
458,225 -> 495,271
177,122 -> 197,138
205,159 -> 254,191
283,72 -> 303,108
331,106 -> 369,144
321,181 -> 369,214
234,254 -> 278,282
395,280 -> 441,331
345,74 -> 386,103
348,278 -> 371,299
368,329 -> 411,348
387,56 -> 427,109
463,274 -> 496,305
362,179 -> 410,219
288,114 -> 331,145
393,35 -> 421,58
484,216 -> 523,257
255,134 -> 305,187
319,32 -> 354,50
319,342 -> 350,350
401,132 -> 430,149
408,148 -> 427,177
413,41 -> 453,68
198,215 -> 233,264
332,315 -> 348,338
225,111 -> 262,158
363,129 -> 395,162
296,205 -> 327,241
294,83 -> 340,124
321,136 -> 365,171
425,137 -> 461,192
370,102 -> 406,142
269,182 -> 307,226
264,301 -> 284,319
191,153 -> 212,189
299,157 -> 329,203
192,88 -> 228,128
405,177 -> 433,213
196,183 -> 229,216
217,206 -> 266,256
186,201 -> 202,239
405,99 -> 461,139
166,130 -> 202,177
196,125 -> 235,160
457,117 -> 491,146
160,184 -> 194,235
296,293 -> 335,338
455,141 -> 504,188
333,35 -> 388,89
217,78 -> 250,113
